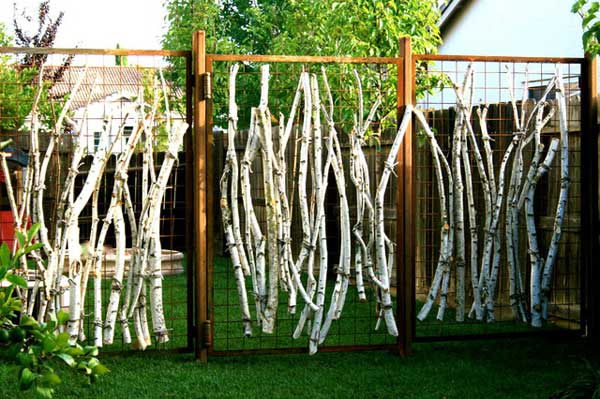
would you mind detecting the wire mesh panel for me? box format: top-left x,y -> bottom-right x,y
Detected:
413,55 -> 583,339
0,47 -> 192,352
207,55 -> 407,354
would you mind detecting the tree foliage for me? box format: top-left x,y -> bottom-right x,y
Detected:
0,1 -> 72,134
163,0 -> 441,56
572,0 -> 600,56
162,0 -> 444,129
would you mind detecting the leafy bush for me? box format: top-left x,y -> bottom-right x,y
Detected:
0,224 -> 108,398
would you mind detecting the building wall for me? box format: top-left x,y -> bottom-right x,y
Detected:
440,0 -> 583,57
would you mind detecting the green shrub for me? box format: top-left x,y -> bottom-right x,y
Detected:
0,224 -> 109,398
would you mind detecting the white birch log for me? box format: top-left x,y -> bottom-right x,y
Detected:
371,105 -> 412,335
414,108 -> 454,322
540,67 -> 571,320
318,100 -> 368,343
220,63 -> 252,336
307,73 -> 330,354
240,112 -> 267,322
255,65 -> 280,334
527,139 -> 559,327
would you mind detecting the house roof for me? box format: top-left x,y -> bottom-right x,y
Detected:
438,0 -> 472,34
46,66 -> 144,109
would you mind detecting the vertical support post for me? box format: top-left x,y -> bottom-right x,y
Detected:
396,37 -> 415,356
185,52 -> 195,352
581,54 -> 599,338
193,30 -> 209,362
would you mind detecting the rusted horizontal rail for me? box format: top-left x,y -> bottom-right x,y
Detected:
208,344 -> 396,357
414,54 -> 585,64
207,53 -> 401,64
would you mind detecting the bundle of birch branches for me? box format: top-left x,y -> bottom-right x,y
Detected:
416,64 -> 571,327
221,64 -> 411,354
3,65 -> 187,349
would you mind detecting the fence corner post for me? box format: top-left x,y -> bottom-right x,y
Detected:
581,52 -> 600,339
192,30 -> 209,363
396,36 -> 415,356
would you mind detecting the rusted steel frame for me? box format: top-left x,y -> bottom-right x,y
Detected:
414,329 -> 582,343
185,52 -> 195,352
396,37 -> 415,357
580,54 -> 600,338
192,31 -> 209,362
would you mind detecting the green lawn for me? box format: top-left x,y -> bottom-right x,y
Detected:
0,336 -> 598,398
1,256 -> 588,398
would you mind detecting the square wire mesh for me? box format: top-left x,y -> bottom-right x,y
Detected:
414,57 -> 583,338
0,48 -> 192,352
208,57 -> 403,353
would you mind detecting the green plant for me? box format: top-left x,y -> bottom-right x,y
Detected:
0,224 -> 109,398
573,0 -> 600,56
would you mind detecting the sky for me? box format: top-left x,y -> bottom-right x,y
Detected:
0,0 -> 166,49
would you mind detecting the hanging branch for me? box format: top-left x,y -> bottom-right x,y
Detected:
526,138 -> 559,327
319,127 -> 351,344
306,73 -> 331,354
449,67 -> 473,321
292,72 -> 320,339
220,64 -> 252,336
96,120 -> 142,346
255,65 -> 281,334
371,104 -> 412,335
349,69 -> 382,302
279,72 -> 305,314
240,109 -> 267,324
540,67 -> 571,321
414,108 -> 454,322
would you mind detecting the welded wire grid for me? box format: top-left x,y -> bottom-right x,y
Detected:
414,58 -> 582,338
209,59 -> 402,353
0,49 -> 191,351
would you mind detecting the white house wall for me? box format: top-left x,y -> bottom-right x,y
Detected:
74,93 -> 140,154
439,0 -> 583,57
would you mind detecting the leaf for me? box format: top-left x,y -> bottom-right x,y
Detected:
41,371 -> 61,386
0,243 -> 10,267
55,332 -> 69,348
23,242 -> 44,255
15,230 -> 26,250
27,223 -> 40,242
17,352 -> 34,368
92,363 -> 110,376
6,273 -> 28,289
83,346 -> 98,357
573,0 -> 587,13
56,353 -> 75,367
18,367 -> 37,391
67,346 -> 84,356
35,386 -> 55,399
20,315 -> 38,328
42,335 -> 55,352
56,310 -> 70,326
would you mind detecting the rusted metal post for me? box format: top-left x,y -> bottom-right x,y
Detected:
193,30 -> 209,362
396,37 -> 415,356
581,53 -> 599,338
185,51 -> 195,352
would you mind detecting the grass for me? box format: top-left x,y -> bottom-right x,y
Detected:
0,336 -> 598,398
1,256 -> 587,398
81,255 -> 573,353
